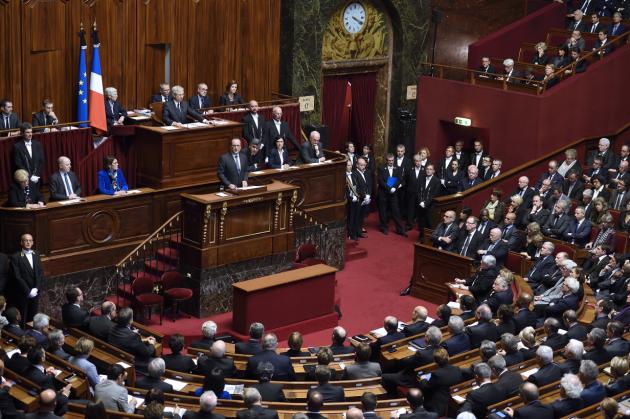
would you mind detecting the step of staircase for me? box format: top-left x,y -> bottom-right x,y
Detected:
144,259 -> 177,276
156,247 -> 180,265
169,233 -> 182,249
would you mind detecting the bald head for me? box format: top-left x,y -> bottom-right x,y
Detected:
346,407 -> 364,419
39,389 -> 57,411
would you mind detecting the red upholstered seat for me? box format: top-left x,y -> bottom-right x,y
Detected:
295,242 -> 317,263
131,275 -> 163,325
161,271 -> 194,321
165,288 -> 193,300
136,293 -> 164,305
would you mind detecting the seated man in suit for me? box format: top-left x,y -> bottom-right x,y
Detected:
305,391 -> 326,419
24,346 -> 71,415
489,354 -> 523,397
329,326 -> 354,355
217,138 -> 249,191
6,335 -> 36,375
459,294 -> 477,321
26,312 -> 49,349
545,276 -> 581,319
164,333 -> 196,374
454,216 -> 484,258
300,130 -> 326,164
477,227 -> 509,267
550,373 -> 584,418
540,317 -> 568,351
402,305 -> 431,337
0,359 -> 22,419
87,301 -> 116,342
360,392 -> 379,419
196,340 -> 235,379
0,98 -> 20,132
559,339 -> 584,374
48,328 -> 71,360
3,307 -> 25,337
454,254 -> 499,302
528,345 -> 563,387
606,321 -> 630,358
162,85 -> 210,127
237,387 -> 279,419
183,390 -> 224,419
108,307 -> 156,372
466,305 -> 499,348
190,320 -> 217,350
399,388 -> 438,419
32,99 -> 59,131
458,165 -> 483,191
458,362 -> 504,419
104,87 -> 127,130
419,349 -> 464,416
482,273 -> 514,315
136,357 -> 174,393
430,210 -> 460,251
514,293 -> 537,332
151,83 -> 172,103
441,315 -> 471,356
342,342 -> 381,379
307,365 -> 345,402
245,139 -> 265,172
563,310 -> 589,341
584,328 -> 613,365
504,382 -> 554,418
95,364 -> 137,413
542,200 -> 571,238
477,56 -> 496,77
579,360 -> 607,406
496,58 -> 523,84
564,206 -> 592,247
251,362 -> 286,402
235,322 -> 264,355
188,83 -> 213,112
245,333 -> 295,381
49,156 -> 82,201
369,316 -> 404,361
61,286 -> 89,328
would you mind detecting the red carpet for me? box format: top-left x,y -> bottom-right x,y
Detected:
151,213 -> 439,349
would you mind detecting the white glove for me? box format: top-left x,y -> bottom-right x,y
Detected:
441,179 -> 445,186
30,175 -> 40,183
390,187 -> 396,193
352,196 -> 358,202
28,288 -> 38,298
420,202 -> 425,208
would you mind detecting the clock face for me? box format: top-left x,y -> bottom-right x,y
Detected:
343,2 -> 366,34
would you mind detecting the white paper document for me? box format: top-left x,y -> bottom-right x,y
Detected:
163,378 -> 187,391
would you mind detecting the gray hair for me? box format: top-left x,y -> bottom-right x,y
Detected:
495,276 -> 509,290
579,360 -> 599,382
262,333 -> 278,350
488,354 -> 506,371
562,259 -> 577,270
565,277 -> 579,293
104,87 -> 117,97
243,387 -> 262,406
200,391 -> 218,412
202,321 -> 217,338
171,85 -> 184,95
210,340 -> 226,357
474,362 -> 492,379
565,339 -> 584,361
480,340 -> 497,354
560,374 -> 583,399
600,137 -> 611,147
481,254 -> 497,267
48,329 -> 64,347
503,58 -> 515,66
501,333 -> 519,353
583,189 -> 593,197
536,345 -> 553,364
425,326 -> 443,346
249,322 -> 264,339
456,413 -> 477,419
448,316 -> 465,334
477,304 -> 493,321
293,414 -> 309,419
33,313 -> 49,331
148,357 -> 166,378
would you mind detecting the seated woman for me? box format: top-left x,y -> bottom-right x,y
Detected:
532,42 -> 549,66
507,194 -> 528,229
68,337 -> 100,389
518,326 -> 538,360
558,148 -> 581,177
219,80 -> 244,108
589,196 -> 611,224
268,136 -> 291,169
618,200 -> 630,233
8,169 -> 44,208
551,45 -> 570,69
482,190 -> 505,222
521,222 -> 544,259
199,367 -> 231,399
98,155 -> 128,196
444,159 -> 464,195
539,63 -> 559,90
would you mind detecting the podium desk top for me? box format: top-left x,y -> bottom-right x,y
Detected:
182,180 -> 298,204
234,264 -> 337,293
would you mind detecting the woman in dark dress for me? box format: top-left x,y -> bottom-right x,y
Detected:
445,159 -> 464,195
552,45 -> 570,69
518,326 -> 539,360
532,42 -> 549,66
521,222 -> 544,259
618,200 -> 630,233
219,80 -> 244,108
7,169 -> 44,208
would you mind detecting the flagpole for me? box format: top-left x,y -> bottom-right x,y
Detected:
77,23 -> 89,127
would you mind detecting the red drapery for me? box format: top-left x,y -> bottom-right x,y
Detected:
0,128 -> 92,193
322,72 -> 377,151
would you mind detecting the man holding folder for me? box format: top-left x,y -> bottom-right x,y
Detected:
378,153 -> 406,236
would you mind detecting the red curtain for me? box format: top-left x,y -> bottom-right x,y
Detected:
0,128 -> 92,193
323,72 -> 377,151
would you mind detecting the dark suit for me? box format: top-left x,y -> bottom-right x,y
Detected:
196,355 -> 236,378
245,350 -> 295,381
545,293 -> 580,318
0,387 -> 21,419
370,331 -> 404,362
458,176 -> 482,191
609,22 -> 629,36
4,323 -> 24,337
24,365 -> 56,390
567,19 -> 588,32
416,175 -> 441,232
527,363 -> 563,387
299,142 -> 324,164
330,343 -> 354,355
242,113 -> 266,143
188,94 -> 212,110
477,64 -> 496,76
527,207 -> 550,227
440,333 -> 471,356
466,265 -> 500,302
513,400 -> 554,419
542,213 -> 570,238
496,370 -> 523,397
151,94 -> 172,103
87,315 -> 114,342
307,383 -> 345,402
108,324 -> 155,371
26,329 -> 48,349
32,111 -> 57,127
235,339 -> 263,355
543,333 -> 568,351
459,382 -> 504,419
236,406 -> 279,419
11,139 -> 45,180
564,218 -> 592,247
267,148 -> 290,169
565,323 -> 589,341
483,289 -> 514,314
164,353 -> 196,374
263,120 -> 299,154
469,151 -> 488,171
581,381 -> 606,406
606,337 -> 630,358
479,239 -> 509,267
525,254 -> 555,289
48,171 -> 82,201
558,359 -> 581,374
135,375 -> 174,393
405,166 -> 424,227
402,321 -> 430,337
217,152 -> 249,188
430,222 -> 460,251
104,99 -> 126,129
399,407 -> 438,419
61,303 -> 89,328
7,181 -> 44,208
550,397 -> 584,418
9,249 -> 44,324
162,100 -> 205,125
377,165 -> 405,233
252,382 -> 286,402
563,179 -> 584,200
455,231 -> 483,259
419,364 -> 463,416
466,321 -> 499,348
183,411 -> 226,419
584,347 -> 612,365
190,337 -> 215,351
0,113 -> 20,130
6,353 -> 30,375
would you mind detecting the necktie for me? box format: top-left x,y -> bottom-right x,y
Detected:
613,24 -> 619,35
553,215 -> 559,226
581,0 -> 590,12
3,116 -> 7,129
199,96 -> 203,108
234,154 -> 241,174
616,193 -> 623,210
519,189 -> 525,197
488,242 -> 495,252
176,102 -> 181,113
568,183 -> 574,197
110,101 -> 114,114
63,173 -> 73,196
460,234 -> 472,256
502,226 -> 510,239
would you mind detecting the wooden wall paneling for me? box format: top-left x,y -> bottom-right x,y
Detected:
185,0 -> 216,101
0,2 -> 22,114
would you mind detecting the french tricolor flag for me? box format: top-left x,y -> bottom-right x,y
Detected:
88,23 -> 107,133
